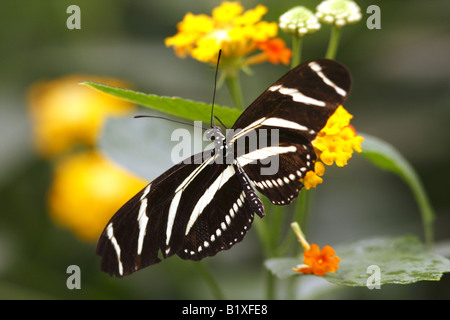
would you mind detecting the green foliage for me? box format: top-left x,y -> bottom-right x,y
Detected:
359,133 -> 435,246
82,81 -> 241,128
265,236 -> 450,286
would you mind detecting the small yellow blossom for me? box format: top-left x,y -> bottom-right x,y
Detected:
48,151 -> 147,242
28,75 -> 135,157
301,106 -> 363,188
303,162 -> 325,190
165,1 -> 290,66
318,105 -> 353,136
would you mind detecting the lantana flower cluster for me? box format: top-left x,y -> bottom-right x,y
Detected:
302,106 -> 364,190
165,1 -> 292,66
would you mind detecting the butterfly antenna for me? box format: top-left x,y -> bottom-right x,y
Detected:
134,115 -> 208,130
214,116 -> 228,129
211,50 -> 222,128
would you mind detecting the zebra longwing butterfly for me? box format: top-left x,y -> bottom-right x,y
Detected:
97,59 -> 351,277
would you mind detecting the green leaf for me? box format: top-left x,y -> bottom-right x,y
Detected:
265,236 -> 450,286
81,81 -> 241,128
359,133 -> 435,246
326,236 -> 450,286
264,257 -> 299,279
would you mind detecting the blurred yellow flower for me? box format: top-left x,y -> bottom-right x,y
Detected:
48,151 -> 147,242
301,106 -> 363,189
27,74 -> 144,242
28,75 -> 135,157
165,1 -> 290,66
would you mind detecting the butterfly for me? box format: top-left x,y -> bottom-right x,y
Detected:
96,59 -> 351,277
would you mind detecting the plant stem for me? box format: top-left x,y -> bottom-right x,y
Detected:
276,190 -> 311,256
225,73 -> 244,110
293,189 -> 311,227
266,270 -> 276,300
291,34 -> 303,68
257,190 -> 313,299
255,199 -> 281,299
194,261 -> 226,300
325,25 -> 341,60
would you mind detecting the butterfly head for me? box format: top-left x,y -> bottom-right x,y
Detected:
205,126 -> 224,142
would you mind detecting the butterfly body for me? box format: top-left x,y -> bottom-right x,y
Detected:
97,59 -> 351,276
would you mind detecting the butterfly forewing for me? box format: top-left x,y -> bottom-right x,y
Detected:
97,152 -> 215,276
177,163 -> 256,260
232,59 -> 351,136
231,59 -> 351,205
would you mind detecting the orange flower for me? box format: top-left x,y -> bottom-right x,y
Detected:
290,222 -> 340,276
256,38 -> 292,65
293,244 -> 341,276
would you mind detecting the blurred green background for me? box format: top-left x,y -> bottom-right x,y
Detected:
0,0 -> 449,299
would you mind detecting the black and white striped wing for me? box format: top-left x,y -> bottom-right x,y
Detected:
97,153 -> 259,277
176,161 -> 261,261
97,58 -> 352,277
231,59 -> 351,205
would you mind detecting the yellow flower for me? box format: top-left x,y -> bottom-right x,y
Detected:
48,151 -> 147,242
165,1 -> 289,66
302,162 -> 325,190
28,75 -> 135,157
301,106 -> 363,188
